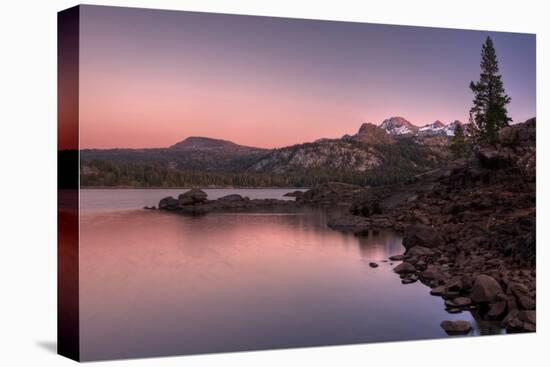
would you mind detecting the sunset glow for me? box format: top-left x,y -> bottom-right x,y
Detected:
77,6 -> 535,149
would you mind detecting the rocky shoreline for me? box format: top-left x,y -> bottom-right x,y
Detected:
151,118 -> 536,335
323,119 -> 536,334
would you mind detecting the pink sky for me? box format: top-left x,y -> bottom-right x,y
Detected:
77,6 -> 535,149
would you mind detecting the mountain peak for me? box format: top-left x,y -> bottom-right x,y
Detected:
379,116 -> 414,128
379,116 -> 418,136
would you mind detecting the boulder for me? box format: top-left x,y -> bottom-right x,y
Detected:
389,254 -> 405,261
502,310 -> 533,333
517,295 -> 536,310
450,297 -> 472,308
402,277 -> 417,284
506,293 -> 518,312
440,320 -> 472,335
445,278 -> 463,293
393,262 -> 416,274
407,246 -> 437,257
501,309 -> 519,328
369,262 -> 379,268
420,265 -> 444,282
158,196 -> 179,210
218,194 -> 244,202
499,126 -> 520,147
178,189 -> 208,205
430,286 -> 446,296
460,274 -> 474,291
302,182 -> 362,203
508,282 -> 535,310
505,317 -> 525,333
402,224 -> 443,250
470,274 -> 504,303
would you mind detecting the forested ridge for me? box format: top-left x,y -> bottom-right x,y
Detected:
79,139 -> 445,188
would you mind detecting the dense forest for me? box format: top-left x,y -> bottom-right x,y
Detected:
79,139 -> 444,188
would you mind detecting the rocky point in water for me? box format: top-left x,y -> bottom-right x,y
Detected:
156,189 -> 299,215
322,118 -> 536,333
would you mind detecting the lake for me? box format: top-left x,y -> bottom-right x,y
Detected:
79,188 -> 502,361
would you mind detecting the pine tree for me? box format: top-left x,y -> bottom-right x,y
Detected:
469,36 -> 511,145
450,123 -> 467,158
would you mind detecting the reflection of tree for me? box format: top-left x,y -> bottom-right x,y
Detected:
355,230 -> 404,260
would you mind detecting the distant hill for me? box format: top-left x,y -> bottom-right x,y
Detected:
169,136 -> 268,155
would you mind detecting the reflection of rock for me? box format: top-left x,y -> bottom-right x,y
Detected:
440,320 -> 472,335
327,215 -> 371,233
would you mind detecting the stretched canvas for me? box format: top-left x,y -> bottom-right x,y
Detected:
58,5 -> 536,361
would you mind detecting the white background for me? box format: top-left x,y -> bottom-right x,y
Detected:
0,0 -> 547,365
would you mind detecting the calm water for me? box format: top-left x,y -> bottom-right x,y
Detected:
79,189 -> 502,361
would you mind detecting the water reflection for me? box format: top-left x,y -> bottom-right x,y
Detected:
79,192 -> 502,361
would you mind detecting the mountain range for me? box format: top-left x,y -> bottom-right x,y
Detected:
373,116 -> 464,138
80,116 -> 463,187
